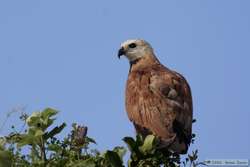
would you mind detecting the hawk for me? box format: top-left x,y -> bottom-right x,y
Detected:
118,39 -> 193,154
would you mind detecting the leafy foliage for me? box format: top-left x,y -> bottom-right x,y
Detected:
0,108 -> 203,167
123,135 -> 182,167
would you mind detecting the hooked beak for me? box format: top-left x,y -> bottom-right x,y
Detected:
118,47 -> 125,59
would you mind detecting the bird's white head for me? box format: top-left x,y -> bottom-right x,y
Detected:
118,39 -> 154,62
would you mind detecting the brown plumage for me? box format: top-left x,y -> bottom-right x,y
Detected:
118,39 -> 193,154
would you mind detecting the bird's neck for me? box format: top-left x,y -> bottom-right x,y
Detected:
129,54 -> 160,72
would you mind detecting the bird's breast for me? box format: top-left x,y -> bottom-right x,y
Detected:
125,71 -> 152,124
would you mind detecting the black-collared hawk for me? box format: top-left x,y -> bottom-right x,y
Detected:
118,39 -> 193,154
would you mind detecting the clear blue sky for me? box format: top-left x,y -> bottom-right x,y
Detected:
0,0 -> 249,162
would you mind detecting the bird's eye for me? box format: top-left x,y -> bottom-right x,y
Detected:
128,43 -> 137,48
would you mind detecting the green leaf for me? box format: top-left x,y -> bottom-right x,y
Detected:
0,150 -> 12,167
113,146 -> 126,160
105,150 -> 124,167
47,144 -> 62,152
40,108 -> 58,130
17,134 -> 35,147
139,135 -> 155,154
123,137 -> 137,152
0,138 -> 6,150
26,112 -> 41,127
28,127 -> 37,135
128,159 -> 133,167
69,159 -> 96,167
41,108 -> 58,119
135,134 -> 144,146
43,123 -> 66,140
35,129 -> 44,137
85,136 -> 96,144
